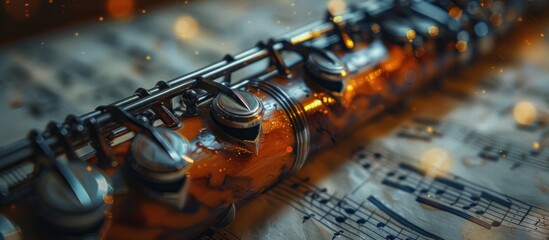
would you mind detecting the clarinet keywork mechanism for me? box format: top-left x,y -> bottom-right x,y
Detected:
0,0 -> 543,238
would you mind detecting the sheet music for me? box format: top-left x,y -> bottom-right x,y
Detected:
1,0 -> 548,239
198,16 -> 549,240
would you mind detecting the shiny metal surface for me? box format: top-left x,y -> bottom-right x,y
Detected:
305,50 -> 348,92
251,80 -> 310,175
211,91 -> 264,129
129,128 -> 190,183
35,162 -> 112,229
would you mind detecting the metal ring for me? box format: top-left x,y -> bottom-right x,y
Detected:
250,81 -> 310,175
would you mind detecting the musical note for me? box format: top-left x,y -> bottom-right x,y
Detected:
381,178 -> 416,193
393,118 -> 549,171
398,163 -> 426,176
268,176 -> 436,240
468,134 -> 549,171
416,195 -> 493,229
477,145 -> 509,162
433,177 -> 464,191
353,144 -> 549,237
303,213 -> 316,223
331,230 -> 344,240
368,196 -> 443,240
200,118 -> 549,239
336,196 -> 365,216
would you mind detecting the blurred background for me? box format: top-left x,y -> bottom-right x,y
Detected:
0,0 -> 360,145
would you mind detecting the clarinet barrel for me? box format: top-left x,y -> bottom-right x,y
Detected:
0,0 -> 543,239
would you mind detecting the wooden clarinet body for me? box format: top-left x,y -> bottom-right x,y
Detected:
0,0 -> 543,239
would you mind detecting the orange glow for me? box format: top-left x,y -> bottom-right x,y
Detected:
368,69 -> 383,81
291,29 -> 322,44
382,47 -> 405,72
513,101 -> 537,125
455,40 -> 468,52
173,15 -> 199,41
345,38 -> 354,48
321,96 -> 336,104
449,7 -> 462,19
342,33 -> 354,49
286,146 -> 293,153
533,141 -> 541,150
406,30 -> 416,41
5,0 -> 40,20
304,99 -> 323,112
428,26 -> 439,37
371,23 -> 381,33
107,0 -> 135,19
104,195 -> 114,205
341,69 -> 348,77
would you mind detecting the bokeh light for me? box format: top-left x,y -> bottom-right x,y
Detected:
173,15 -> 199,41
4,0 -> 40,20
513,101 -> 537,125
327,0 -> 346,15
420,148 -> 453,177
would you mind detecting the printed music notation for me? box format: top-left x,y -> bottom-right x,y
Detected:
354,144 -> 549,238
198,139 -> 548,240
395,118 -> 549,171
269,177 -> 442,240
197,117 -> 549,239
197,174 -> 443,240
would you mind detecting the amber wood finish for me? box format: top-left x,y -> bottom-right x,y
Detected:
0,36 -> 445,239
105,89 -> 297,239
104,38 -> 443,238
274,41 -> 441,155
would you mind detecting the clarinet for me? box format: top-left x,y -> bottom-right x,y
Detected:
0,0 -> 543,238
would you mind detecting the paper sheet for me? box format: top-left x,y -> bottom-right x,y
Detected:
0,1 -> 547,239
198,17 -> 549,240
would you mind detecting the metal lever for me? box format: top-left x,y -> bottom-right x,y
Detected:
196,77 -> 251,110
258,39 -> 292,76
29,131 -> 92,206
47,122 -> 79,161
134,87 -> 181,129
97,106 -> 184,168
281,40 -> 341,64
85,117 -> 115,167
326,10 -> 355,51
181,89 -> 199,116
